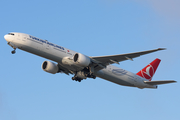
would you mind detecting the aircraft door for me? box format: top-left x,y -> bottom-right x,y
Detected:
22,35 -> 26,42
46,41 -> 50,50
107,65 -> 112,72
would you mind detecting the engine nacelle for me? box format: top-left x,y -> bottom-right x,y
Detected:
62,57 -> 74,66
42,61 -> 59,74
73,53 -> 91,67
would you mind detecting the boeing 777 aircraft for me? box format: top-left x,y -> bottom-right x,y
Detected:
4,32 -> 176,89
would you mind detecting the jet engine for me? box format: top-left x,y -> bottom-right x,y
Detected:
42,61 -> 59,74
73,53 -> 91,67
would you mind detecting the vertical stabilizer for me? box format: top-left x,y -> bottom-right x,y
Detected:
136,58 -> 161,81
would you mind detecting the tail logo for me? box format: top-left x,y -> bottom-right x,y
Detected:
141,64 -> 154,80
136,58 -> 161,81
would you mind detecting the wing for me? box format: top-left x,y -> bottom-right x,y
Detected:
57,63 -> 74,75
90,48 -> 165,71
144,80 -> 176,85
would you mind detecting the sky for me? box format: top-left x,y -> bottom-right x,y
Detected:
0,0 -> 180,120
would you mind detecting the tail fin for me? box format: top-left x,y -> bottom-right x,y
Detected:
136,58 -> 161,81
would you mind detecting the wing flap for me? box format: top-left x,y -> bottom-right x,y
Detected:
144,80 -> 176,85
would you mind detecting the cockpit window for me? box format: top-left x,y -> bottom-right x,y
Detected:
8,33 -> 15,35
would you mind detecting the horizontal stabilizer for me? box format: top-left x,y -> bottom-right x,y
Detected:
144,80 -> 176,85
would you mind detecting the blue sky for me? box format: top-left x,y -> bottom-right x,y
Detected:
1,0 -> 180,120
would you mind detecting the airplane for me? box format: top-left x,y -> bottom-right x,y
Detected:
4,32 -> 176,89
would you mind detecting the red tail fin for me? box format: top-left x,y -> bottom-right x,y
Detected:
136,58 -> 161,81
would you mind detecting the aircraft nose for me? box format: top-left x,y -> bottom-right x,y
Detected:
4,34 -> 10,42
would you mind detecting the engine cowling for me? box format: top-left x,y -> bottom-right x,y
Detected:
62,57 -> 73,66
73,53 -> 91,67
42,61 -> 59,74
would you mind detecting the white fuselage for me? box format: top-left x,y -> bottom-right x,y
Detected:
4,32 -> 157,89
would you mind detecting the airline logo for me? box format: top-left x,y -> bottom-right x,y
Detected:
136,58 -> 161,81
140,64 -> 154,80
112,69 -> 127,76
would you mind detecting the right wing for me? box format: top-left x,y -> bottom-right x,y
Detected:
57,63 -> 74,75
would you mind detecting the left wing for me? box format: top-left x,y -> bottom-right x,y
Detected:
90,48 -> 165,71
